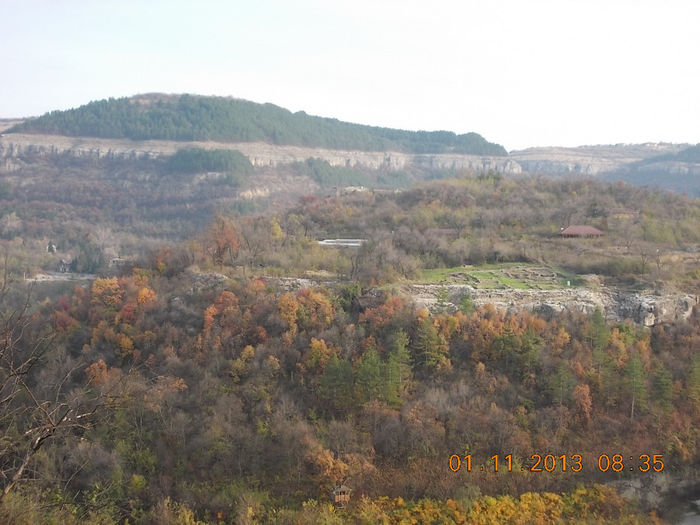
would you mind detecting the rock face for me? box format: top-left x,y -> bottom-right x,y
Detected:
611,291 -> 697,326
608,472 -> 700,516
3,133 -> 697,196
509,143 -> 686,176
2,133 -> 696,181
0,133 -> 521,174
509,143 -> 700,196
403,284 -> 697,325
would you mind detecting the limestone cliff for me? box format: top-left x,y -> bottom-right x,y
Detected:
403,283 -> 697,326
2,133 -> 697,196
0,133 -> 520,174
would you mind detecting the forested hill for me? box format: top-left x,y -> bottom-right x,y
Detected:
7,93 -> 507,155
643,143 -> 700,164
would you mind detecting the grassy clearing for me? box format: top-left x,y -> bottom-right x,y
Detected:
420,267 -> 465,283
421,263 -> 519,283
418,264 -> 584,290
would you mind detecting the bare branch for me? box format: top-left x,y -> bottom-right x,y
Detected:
0,278 -> 115,501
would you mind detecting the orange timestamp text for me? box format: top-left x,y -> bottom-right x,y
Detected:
449,454 -> 665,473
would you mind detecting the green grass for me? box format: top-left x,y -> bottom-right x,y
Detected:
418,263 -> 585,290
420,267 -> 463,283
421,263 -> 520,283
498,276 -> 534,289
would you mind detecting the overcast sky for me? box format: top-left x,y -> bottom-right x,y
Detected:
2,0 -> 698,150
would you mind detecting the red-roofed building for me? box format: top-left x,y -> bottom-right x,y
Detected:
560,225 -> 605,238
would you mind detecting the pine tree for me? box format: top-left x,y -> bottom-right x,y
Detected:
384,330 -> 413,405
354,348 -> 384,404
320,354 -> 354,414
550,363 -> 575,406
653,364 -> 673,413
624,353 -> 647,420
412,317 -> 446,370
589,308 -> 610,373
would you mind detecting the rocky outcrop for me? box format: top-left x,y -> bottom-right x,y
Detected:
608,472 -> 700,518
509,143 -> 686,176
3,134 -> 697,196
611,290 -> 697,326
3,134 -> 696,183
508,143 -> 700,195
0,133 -> 521,174
403,283 -> 696,325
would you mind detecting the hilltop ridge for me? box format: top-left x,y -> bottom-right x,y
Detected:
7,93 -> 507,156
3,94 -> 699,196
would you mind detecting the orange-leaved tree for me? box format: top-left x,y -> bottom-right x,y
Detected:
204,214 -> 239,269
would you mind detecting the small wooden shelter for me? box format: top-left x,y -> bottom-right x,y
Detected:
333,484 -> 352,507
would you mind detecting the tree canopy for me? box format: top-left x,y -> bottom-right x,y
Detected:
8,94 -> 508,155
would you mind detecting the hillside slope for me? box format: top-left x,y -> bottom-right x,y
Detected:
7,93 -> 507,156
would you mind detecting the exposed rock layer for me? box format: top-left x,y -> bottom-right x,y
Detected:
0,133 -> 520,173
402,284 -> 696,326
2,134 -> 697,189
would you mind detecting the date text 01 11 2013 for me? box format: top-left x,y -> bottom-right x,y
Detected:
448,454 -> 665,473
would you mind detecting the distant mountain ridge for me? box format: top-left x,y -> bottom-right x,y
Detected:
4,94 -> 699,195
510,143 -> 700,196
7,93 -> 507,156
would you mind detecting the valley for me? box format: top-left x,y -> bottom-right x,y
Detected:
0,94 -> 698,524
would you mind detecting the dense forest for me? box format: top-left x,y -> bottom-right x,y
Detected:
1,238 -> 698,522
7,94 -> 508,156
0,171 -> 698,522
1,111 -> 699,521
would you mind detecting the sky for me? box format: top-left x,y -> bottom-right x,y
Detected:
2,0 -> 699,151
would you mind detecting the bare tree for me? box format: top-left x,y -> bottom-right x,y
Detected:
654,248 -> 663,274
638,247 -> 649,275
0,255 -> 108,501
92,226 -> 118,259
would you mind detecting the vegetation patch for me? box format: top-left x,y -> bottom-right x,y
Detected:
165,147 -> 253,175
419,264 -> 579,290
9,94 -> 507,155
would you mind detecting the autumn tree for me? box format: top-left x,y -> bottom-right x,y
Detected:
278,292 -> 300,346
204,214 -> 239,268
573,383 -> 593,423
302,338 -> 334,376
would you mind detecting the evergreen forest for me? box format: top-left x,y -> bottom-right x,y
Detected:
8,94 -> 507,156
